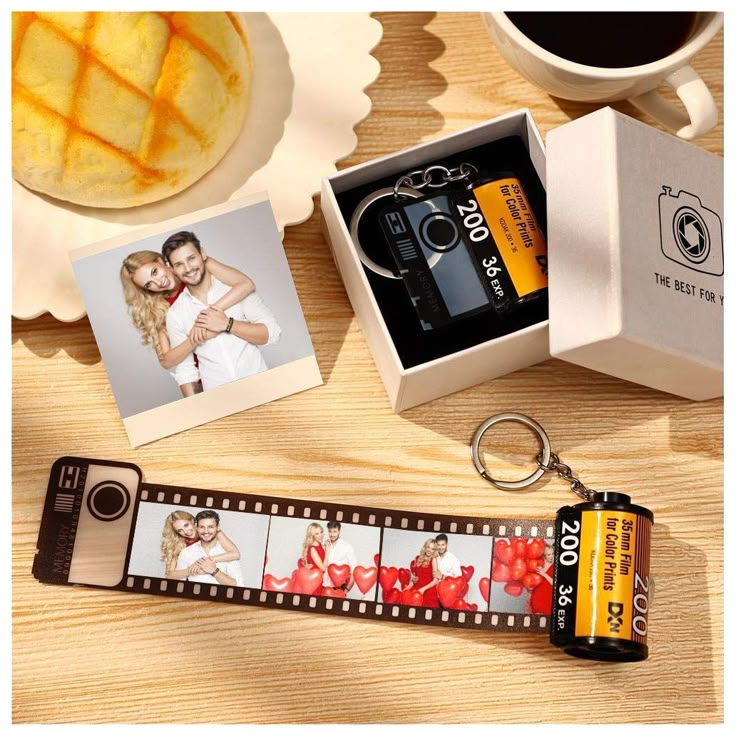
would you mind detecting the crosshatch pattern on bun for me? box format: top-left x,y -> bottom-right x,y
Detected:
12,11 -> 252,208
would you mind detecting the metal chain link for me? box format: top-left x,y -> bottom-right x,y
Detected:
393,162 -> 478,199
536,452 -> 596,501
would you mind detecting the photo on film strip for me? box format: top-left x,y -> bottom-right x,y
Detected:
379,528 -> 493,612
263,517 -> 381,601
128,502 -> 270,589
489,536 -> 555,617
34,457 -> 553,633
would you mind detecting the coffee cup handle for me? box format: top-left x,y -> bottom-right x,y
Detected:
628,65 -> 718,140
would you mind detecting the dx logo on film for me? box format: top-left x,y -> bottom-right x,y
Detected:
658,186 -> 723,276
607,601 -> 625,634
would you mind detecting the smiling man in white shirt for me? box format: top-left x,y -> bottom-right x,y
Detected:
323,521 -> 357,593
162,231 -> 281,392
174,510 -> 244,587
435,533 -> 461,579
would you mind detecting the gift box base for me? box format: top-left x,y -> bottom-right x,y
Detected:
321,109 -> 551,412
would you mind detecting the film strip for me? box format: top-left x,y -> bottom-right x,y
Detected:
34,457 -> 556,634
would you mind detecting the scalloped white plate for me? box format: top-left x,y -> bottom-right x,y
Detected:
12,13 -> 382,321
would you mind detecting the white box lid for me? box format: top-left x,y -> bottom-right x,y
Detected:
546,107 -> 723,400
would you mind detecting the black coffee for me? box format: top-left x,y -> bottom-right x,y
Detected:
506,12 -> 697,68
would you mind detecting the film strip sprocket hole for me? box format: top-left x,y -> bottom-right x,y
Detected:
34,458 -> 556,634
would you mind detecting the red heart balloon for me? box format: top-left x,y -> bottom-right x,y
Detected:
354,565 -> 378,594
290,569 -> 299,581
504,581 -> 524,597
328,563 -> 350,587
398,567 -> 411,589
321,587 -> 346,598
479,577 -> 490,602
492,561 -> 511,583
467,603 -> 478,612
510,558 -> 528,581
297,558 -> 306,568
382,587 -> 401,604
374,554 -> 380,567
494,540 -> 514,565
437,577 -> 462,608
461,565 -> 474,582
400,588 -> 423,606
511,538 -> 528,558
263,574 -> 293,593
378,566 -> 399,592
293,566 -> 323,595
451,598 -> 467,610
526,558 -> 543,573
523,572 -> 543,590
527,538 -> 546,560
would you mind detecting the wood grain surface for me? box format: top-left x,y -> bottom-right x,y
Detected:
12,13 -> 723,724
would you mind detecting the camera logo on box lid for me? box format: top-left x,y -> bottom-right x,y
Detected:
658,186 -> 723,277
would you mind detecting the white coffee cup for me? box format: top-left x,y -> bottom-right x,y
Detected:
483,12 -> 723,140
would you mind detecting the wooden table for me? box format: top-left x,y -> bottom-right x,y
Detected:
12,13 -> 723,724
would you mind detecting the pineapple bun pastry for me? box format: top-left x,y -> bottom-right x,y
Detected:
12,11 -> 252,208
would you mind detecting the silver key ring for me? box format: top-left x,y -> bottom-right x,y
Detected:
470,412 -> 552,490
444,162 -> 478,183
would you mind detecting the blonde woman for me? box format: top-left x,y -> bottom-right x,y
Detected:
160,510 -> 240,580
120,247 -> 255,383
301,523 -> 327,581
529,543 -> 555,615
406,538 -> 440,608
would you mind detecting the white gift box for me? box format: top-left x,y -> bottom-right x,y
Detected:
547,108 -> 723,401
321,107 -> 723,411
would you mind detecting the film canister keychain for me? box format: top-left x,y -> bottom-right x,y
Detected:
471,412 -> 653,662
33,417 -> 650,665
349,162 -> 548,330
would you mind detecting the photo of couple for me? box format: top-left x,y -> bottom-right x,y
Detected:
71,196 -> 322,445
120,230 -> 281,397
400,534 -> 462,608
263,516 -> 381,600
127,501 -> 270,587
300,521 -> 358,595
380,528 -> 494,611
160,509 -> 245,587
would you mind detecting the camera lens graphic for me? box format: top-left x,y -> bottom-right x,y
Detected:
87,481 -> 131,522
419,213 -> 460,253
673,207 -> 710,264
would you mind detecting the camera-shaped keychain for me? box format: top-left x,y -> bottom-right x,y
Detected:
350,163 -> 548,330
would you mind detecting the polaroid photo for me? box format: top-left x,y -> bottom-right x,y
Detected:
71,193 -> 322,446
488,536 -> 555,616
263,517 -> 381,601
380,529 -> 493,611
